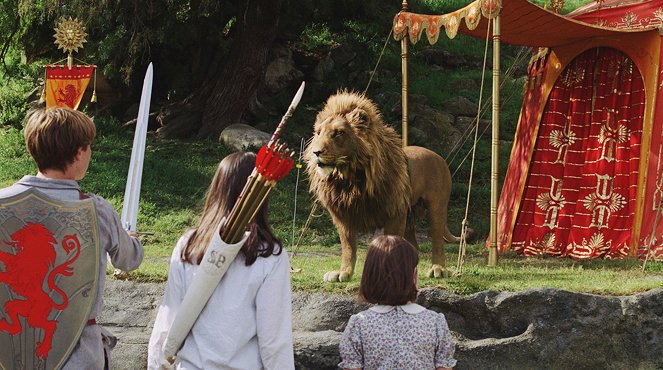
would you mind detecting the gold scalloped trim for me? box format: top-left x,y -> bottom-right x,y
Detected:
393,0 -> 501,44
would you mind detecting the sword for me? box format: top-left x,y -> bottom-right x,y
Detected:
121,62 -> 153,232
161,82 -> 304,364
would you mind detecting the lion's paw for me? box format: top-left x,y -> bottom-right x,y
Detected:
36,341 -> 51,358
427,264 -> 449,278
323,271 -> 341,282
323,270 -> 353,282
113,269 -> 129,280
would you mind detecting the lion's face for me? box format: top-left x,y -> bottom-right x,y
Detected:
306,97 -> 372,179
10,223 -> 57,264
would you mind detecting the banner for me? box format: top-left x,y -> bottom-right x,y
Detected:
45,65 -> 94,110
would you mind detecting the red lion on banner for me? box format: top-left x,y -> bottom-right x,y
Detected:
57,84 -> 80,109
0,223 -> 81,358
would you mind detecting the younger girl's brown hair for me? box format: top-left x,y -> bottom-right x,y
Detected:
181,152 -> 281,265
359,235 -> 419,306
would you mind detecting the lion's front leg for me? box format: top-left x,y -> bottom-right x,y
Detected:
427,200 -> 449,278
427,237 -> 449,278
324,221 -> 357,282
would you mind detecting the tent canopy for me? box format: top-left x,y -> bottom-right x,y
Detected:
393,0 -> 659,47
394,0 -> 663,259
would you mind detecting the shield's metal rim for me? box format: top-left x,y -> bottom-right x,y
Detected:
0,187 -> 101,370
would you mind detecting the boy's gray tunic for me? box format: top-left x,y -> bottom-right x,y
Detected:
0,176 -> 144,369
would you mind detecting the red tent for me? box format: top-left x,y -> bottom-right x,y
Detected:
394,0 -> 663,260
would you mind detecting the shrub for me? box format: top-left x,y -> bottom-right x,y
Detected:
0,56 -> 42,129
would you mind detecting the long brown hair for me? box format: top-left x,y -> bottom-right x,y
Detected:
359,235 -> 419,305
181,152 -> 281,265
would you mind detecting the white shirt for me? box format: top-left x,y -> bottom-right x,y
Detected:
148,231 -> 295,370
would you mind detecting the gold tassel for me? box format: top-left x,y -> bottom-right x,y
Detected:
90,66 -> 98,103
39,67 -> 47,104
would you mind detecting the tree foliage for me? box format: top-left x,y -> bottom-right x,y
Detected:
0,0 -> 396,136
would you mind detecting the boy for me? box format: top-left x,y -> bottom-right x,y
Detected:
0,107 -> 144,369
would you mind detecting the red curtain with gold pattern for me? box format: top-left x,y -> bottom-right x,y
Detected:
511,47 -> 644,259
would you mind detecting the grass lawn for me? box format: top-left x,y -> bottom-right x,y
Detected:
1,115 -> 661,296
288,242 -> 663,295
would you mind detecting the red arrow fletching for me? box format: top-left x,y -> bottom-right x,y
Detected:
256,145 -> 271,172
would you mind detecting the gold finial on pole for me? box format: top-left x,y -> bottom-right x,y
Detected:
53,17 -> 87,69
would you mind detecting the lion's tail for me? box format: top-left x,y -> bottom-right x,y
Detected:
443,226 -> 461,243
48,234 -> 82,310
444,225 -> 475,244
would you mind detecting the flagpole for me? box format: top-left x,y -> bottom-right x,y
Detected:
401,0 -> 409,147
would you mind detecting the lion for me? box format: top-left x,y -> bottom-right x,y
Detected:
0,223 -> 81,358
305,91 -> 462,282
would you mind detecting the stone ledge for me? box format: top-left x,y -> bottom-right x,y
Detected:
101,280 -> 663,369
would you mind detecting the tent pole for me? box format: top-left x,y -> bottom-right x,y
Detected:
488,15 -> 500,266
400,0 -> 409,147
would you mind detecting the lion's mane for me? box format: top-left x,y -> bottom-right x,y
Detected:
305,91 -> 411,232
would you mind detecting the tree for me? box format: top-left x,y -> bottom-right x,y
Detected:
157,0 -> 284,139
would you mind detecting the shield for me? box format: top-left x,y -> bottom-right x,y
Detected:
0,188 -> 100,370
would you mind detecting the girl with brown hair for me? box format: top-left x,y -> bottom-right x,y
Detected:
339,235 -> 456,370
148,152 -> 294,370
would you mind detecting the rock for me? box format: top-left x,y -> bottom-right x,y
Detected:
218,124 -> 271,151
101,279 -> 663,370
452,78 -> 478,91
264,48 -> 305,94
99,279 -> 163,370
330,44 -> 357,68
445,96 -> 479,117
292,293 -> 369,332
454,116 -> 491,135
410,104 -> 463,149
294,330 -> 342,370
312,54 -> 335,82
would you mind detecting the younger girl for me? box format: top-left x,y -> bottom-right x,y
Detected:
339,235 -> 456,370
148,152 -> 294,370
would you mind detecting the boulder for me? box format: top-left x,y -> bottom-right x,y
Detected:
445,96 -> 480,117
219,123 -> 270,151
264,48 -> 305,94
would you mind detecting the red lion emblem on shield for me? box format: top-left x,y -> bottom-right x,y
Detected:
0,223 -> 81,358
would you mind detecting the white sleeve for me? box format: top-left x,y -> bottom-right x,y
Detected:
255,248 -> 295,370
94,195 -> 144,271
147,238 -> 187,370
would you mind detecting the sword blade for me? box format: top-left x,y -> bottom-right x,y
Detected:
120,62 -> 153,231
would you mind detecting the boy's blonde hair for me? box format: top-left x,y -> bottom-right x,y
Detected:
23,107 -> 96,172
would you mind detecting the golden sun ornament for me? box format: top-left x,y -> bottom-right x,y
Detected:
53,17 -> 88,54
